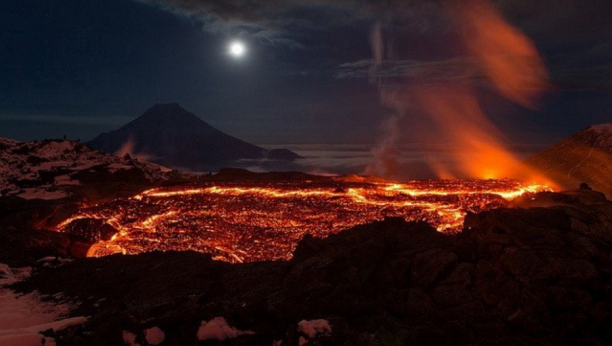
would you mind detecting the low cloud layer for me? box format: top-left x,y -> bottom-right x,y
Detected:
336,57 -> 481,82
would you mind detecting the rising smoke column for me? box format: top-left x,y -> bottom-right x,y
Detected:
365,23 -> 405,178
367,0 -> 553,183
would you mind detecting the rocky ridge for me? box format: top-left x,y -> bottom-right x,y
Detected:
0,138 -> 185,200
527,123 -> 612,197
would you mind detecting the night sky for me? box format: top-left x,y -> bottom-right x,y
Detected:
1,0 -> 611,148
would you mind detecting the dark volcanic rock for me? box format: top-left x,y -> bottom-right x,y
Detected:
61,218 -> 118,243
0,226 -> 69,267
8,190 -> 612,345
0,197 -> 75,266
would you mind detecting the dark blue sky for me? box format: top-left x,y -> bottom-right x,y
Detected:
1,0 -> 611,146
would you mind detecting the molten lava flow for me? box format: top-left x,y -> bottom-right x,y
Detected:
56,179 -> 549,263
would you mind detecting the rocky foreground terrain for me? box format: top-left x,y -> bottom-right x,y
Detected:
2,187 -> 612,345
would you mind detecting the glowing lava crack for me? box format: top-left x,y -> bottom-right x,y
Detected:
56,179 -> 548,263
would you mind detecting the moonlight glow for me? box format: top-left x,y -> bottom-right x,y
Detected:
228,41 -> 246,58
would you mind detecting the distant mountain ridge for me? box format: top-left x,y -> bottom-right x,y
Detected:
88,103 -> 301,171
527,123 -> 612,197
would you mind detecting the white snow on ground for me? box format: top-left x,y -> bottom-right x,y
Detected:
197,317 -> 255,341
158,165 -> 173,173
122,326 -> 166,346
34,141 -> 74,159
17,188 -> 69,200
54,175 -> 81,186
122,330 -> 139,346
0,333 -> 56,346
0,264 -> 87,346
297,319 -> 332,338
144,326 -> 165,345
0,265 -> 31,286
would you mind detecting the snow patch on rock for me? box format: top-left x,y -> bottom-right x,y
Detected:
297,319 -> 332,338
54,175 -> 81,186
144,326 -> 165,345
17,188 -> 69,200
196,317 -> 254,341
0,265 -> 32,286
122,330 -> 139,346
0,264 -> 86,346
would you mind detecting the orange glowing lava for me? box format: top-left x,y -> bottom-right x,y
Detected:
56,178 -> 549,263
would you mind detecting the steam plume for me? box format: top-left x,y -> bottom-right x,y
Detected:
116,138 -> 153,163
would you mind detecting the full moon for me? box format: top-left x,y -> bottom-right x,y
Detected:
228,41 -> 246,58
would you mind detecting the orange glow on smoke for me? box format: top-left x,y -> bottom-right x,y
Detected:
368,0 -> 553,186
451,0 -> 550,108
415,0 -> 551,183
412,85 -> 556,187
56,179 -> 550,263
115,137 -> 153,162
